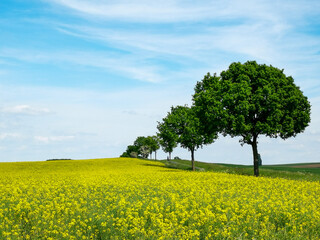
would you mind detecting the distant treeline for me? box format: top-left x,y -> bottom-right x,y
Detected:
46,159 -> 72,161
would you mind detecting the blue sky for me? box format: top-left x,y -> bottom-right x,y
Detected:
0,0 -> 320,164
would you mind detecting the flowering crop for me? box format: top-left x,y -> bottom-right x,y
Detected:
0,158 -> 319,239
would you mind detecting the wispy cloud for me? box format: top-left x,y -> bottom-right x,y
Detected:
0,133 -> 21,140
0,105 -> 51,115
3,1 -> 320,86
50,0 -> 319,62
49,0 -> 225,22
48,0 -> 320,24
54,17 -> 320,93
0,48 -> 163,83
34,135 -> 75,143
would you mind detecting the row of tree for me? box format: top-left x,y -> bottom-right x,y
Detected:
120,136 -> 160,159
122,61 -> 311,176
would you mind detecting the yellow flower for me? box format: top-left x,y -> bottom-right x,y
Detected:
0,158 -> 319,239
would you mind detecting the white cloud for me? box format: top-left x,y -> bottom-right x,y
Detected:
3,0 -> 320,86
0,83 -> 193,161
0,82 -> 318,164
52,8 -> 320,86
34,135 -> 75,143
0,48 -> 163,83
0,105 -> 51,115
50,0 -> 224,22
0,133 -> 21,140
49,0 -> 320,24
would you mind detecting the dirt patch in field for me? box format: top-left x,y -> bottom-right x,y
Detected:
291,164 -> 320,168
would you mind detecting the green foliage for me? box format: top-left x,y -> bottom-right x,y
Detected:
134,136 -> 150,158
167,105 -> 217,151
120,145 -> 140,158
150,136 -> 160,153
158,105 -> 217,170
193,61 -> 311,176
146,136 -> 160,159
193,73 -> 223,135
121,136 -> 160,159
157,120 -> 178,159
120,152 -> 130,158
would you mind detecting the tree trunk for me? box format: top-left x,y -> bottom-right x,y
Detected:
251,136 -> 259,177
191,149 -> 195,171
169,152 -> 171,160
155,151 -> 157,160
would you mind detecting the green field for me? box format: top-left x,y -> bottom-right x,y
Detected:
162,159 -> 320,181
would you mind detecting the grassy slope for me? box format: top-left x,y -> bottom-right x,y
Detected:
159,159 -> 320,181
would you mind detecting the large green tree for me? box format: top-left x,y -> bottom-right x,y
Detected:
193,61 -> 311,176
158,105 -> 217,171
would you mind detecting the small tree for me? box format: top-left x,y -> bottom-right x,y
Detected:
157,122 -> 178,160
133,136 -> 147,158
134,136 -> 158,159
120,152 -> 130,158
120,145 -> 140,158
193,61 -> 311,176
122,136 -> 161,159
139,145 -> 150,159
146,135 -> 160,160
158,105 -> 217,171
129,151 -> 138,158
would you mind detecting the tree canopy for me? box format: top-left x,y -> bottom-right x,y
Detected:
157,120 -> 178,160
120,145 -> 140,158
147,136 -> 160,160
193,61 -> 311,176
120,135 -> 160,159
158,105 -> 217,170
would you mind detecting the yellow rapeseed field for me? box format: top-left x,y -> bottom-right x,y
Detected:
0,158 -> 319,239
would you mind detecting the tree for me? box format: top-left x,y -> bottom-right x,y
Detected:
139,145 -> 150,159
121,136 -> 161,159
120,145 -> 139,158
146,135 -> 160,160
134,136 -> 150,158
193,61 -> 311,176
120,152 -> 130,158
158,105 -> 217,171
157,121 -> 178,160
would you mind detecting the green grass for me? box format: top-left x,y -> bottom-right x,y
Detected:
159,159 -> 320,181
261,164 -> 320,175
